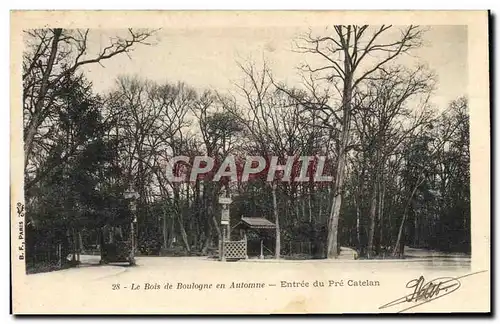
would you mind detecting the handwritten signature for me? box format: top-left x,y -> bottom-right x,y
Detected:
379,270 -> 487,313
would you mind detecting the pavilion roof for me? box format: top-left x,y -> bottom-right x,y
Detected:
235,217 -> 276,230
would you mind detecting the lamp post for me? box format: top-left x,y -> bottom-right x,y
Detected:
219,194 -> 232,261
124,187 -> 139,265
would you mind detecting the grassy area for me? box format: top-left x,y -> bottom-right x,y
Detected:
26,262 -> 74,275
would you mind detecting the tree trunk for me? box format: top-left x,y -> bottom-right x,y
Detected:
178,215 -> 191,253
212,215 -> 221,240
301,195 -> 307,221
308,185 -> 313,224
326,142 -> 349,258
171,185 -> 182,249
24,28 -> 62,169
414,210 -> 419,247
71,228 -> 77,263
367,182 -> 377,258
378,181 -> 386,253
294,192 -> 300,221
318,192 -> 324,224
354,194 -> 361,254
326,68 -> 352,259
211,187 -> 222,241
78,231 -> 84,254
354,164 -> 365,256
201,184 -> 211,255
393,177 -> 425,257
194,179 -> 201,250
272,183 -> 280,259
201,220 -> 212,255
162,207 -> 168,249
168,215 -> 175,248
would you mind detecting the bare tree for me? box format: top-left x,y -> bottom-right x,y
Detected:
23,28 -> 156,189
296,25 -> 424,258
353,65 -> 435,257
392,98 -> 467,256
104,77 -> 194,253
191,90 -> 244,254
229,61 -> 306,259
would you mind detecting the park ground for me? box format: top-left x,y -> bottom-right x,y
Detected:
13,247 -> 477,314
30,246 -> 472,279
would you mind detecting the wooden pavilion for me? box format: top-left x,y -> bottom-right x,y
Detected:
222,217 -> 276,260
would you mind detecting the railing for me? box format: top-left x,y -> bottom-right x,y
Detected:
223,240 -> 247,260
286,241 -> 313,255
26,243 -> 65,274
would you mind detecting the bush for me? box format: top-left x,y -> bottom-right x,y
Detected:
138,234 -> 162,255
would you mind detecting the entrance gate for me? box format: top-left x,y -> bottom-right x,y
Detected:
223,240 -> 247,260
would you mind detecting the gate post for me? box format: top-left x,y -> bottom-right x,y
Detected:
219,196 -> 232,261
244,231 -> 248,259
260,239 -> 264,259
221,227 -> 226,262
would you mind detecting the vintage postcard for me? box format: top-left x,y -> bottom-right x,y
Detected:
10,10 -> 490,314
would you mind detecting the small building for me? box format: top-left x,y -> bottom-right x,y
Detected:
226,217 -> 276,260
236,217 -> 277,231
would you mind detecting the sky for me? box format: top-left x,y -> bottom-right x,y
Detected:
82,25 -> 467,111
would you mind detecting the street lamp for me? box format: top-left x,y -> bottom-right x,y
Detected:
124,186 -> 139,265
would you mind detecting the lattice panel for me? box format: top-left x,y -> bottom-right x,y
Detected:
224,240 -> 247,259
